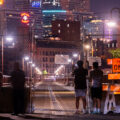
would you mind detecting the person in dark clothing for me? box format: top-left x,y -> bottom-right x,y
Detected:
11,62 -> 25,115
73,60 -> 88,114
0,72 -> 3,87
90,62 -> 103,114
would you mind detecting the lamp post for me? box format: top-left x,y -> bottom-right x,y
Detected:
22,56 -> 29,72
84,44 -> 90,69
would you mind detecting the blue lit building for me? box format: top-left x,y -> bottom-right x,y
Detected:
41,0 -> 67,37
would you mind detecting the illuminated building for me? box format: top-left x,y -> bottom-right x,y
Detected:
35,40 -> 79,74
83,19 -> 117,41
42,10 -> 67,37
60,0 -> 90,12
14,0 -> 43,39
52,20 -> 80,42
42,0 -> 61,10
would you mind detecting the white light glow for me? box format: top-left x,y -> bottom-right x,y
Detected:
106,21 -> 117,27
54,65 -> 64,75
6,37 -> 13,42
73,53 -> 78,58
32,64 -> 35,67
24,56 -> 29,61
84,45 -> 90,49
68,59 -> 72,63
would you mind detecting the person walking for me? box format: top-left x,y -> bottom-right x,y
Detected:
90,62 -> 103,114
11,62 -> 25,115
73,60 -> 88,114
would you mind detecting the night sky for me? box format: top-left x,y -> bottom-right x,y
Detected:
91,0 -> 120,13
6,0 -> 120,17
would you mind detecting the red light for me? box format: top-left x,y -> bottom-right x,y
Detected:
21,13 -> 30,24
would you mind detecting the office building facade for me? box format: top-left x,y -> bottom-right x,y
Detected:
60,0 -> 90,12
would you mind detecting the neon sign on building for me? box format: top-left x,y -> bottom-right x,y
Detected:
32,1 -> 41,8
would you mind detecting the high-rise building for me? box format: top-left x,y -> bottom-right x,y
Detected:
42,0 -> 61,10
60,0 -> 90,12
52,20 -> 80,42
14,0 -> 30,10
14,0 -> 43,39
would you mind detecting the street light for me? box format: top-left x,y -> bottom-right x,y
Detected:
106,21 -> 117,28
6,36 -> 14,42
84,44 -> 90,49
32,64 -> 35,67
84,44 -> 90,68
73,53 -> 78,58
22,56 -> 30,71
68,59 -> 72,63
24,56 -> 29,61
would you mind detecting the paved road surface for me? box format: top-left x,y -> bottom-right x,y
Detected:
32,81 -> 77,115
0,81 -> 120,119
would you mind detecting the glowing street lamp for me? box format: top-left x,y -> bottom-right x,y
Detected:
6,36 -> 13,42
68,59 -> 72,63
106,21 -> 117,28
24,56 -> 29,61
32,64 -> 35,67
84,44 -> 90,50
73,53 -> 78,58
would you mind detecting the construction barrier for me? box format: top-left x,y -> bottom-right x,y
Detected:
0,87 -> 30,113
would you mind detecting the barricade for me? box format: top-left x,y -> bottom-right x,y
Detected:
103,83 -> 120,114
0,87 -> 30,113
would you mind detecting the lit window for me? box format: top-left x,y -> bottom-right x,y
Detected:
58,30 -> 61,34
67,24 -> 70,27
58,24 -> 60,27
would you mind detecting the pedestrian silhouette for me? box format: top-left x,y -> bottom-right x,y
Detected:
73,60 -> 88,114
11,62 -> 25,115
90,62 -> 103,114
0,72 -> 3,88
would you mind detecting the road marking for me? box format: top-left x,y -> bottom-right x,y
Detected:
48,86 -> 66,115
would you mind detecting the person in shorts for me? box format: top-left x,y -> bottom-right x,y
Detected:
73,60 -> 88,114
90,62 -> 103,114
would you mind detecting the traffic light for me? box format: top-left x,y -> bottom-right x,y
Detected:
21,13 -> 30,24
0,0 -> 3,5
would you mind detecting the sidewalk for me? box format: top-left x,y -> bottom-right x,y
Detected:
0,113 -> 120,120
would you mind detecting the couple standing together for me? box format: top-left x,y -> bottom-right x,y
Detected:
73,60 -> 103,114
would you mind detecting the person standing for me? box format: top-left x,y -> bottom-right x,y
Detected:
0,72 -> 3,88
90,62 -> 103,114
11,62 -> 25,115
73,60 -> 88,114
